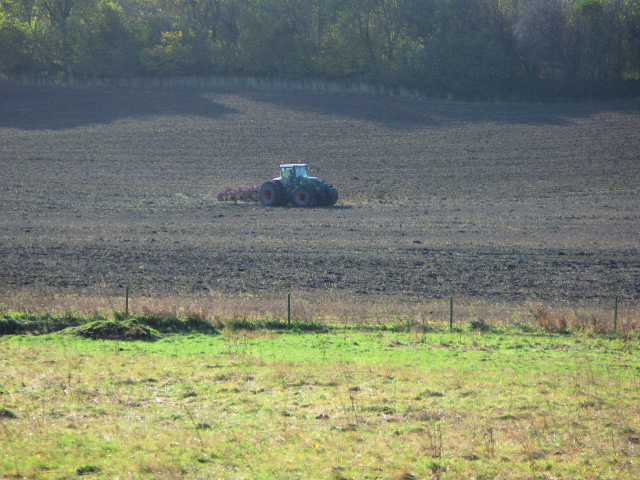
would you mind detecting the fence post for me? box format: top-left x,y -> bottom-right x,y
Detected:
613,297 -> 618,332
287,293 -> 291,326
449,297 -> 453,331
125,286 -> 130,318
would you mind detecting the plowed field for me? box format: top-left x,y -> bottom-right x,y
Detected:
1,83 -> 638,303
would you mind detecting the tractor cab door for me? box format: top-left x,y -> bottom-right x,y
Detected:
280,166 -> 295,184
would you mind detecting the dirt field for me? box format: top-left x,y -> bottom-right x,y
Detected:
0,83 -> 638,304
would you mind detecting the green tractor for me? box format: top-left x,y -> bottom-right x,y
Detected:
259,163 -> 338,207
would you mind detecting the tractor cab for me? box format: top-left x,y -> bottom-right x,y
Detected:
279,164 -> 309,184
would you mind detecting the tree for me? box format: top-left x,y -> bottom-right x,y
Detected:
140,30 -> 194,75
168,0 -> 255,73
236,0 -> 319,75
316,0 -> 403,81
74,0 -> 140,77
0,10 -> 33,74
38,0 -> 80,80
513,0 -> 577,93
625,0 -> 640,79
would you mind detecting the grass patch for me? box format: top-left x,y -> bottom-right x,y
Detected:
0,312 -> 334,339
0,312 -> 88,335
2,306 -> 638,341
1,329 -> 639,479
64,319 -> 162,341
0,312 -> 220,338
76,464 -> 101,475
0,407 -> 17,419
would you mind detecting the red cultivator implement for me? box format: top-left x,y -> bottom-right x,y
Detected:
216,186 -> 260,202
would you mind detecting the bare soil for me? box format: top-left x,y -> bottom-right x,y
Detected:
0,83 -> 638,304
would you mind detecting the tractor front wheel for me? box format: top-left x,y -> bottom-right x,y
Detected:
292,186 -> 314,207
259,182 -> 284,206
318,188 -> 338,207
325,189 -> 338,207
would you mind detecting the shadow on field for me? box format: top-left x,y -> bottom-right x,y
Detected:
0,84 -> 237,130
4,82 -> 639,131
243,92 -> 640,129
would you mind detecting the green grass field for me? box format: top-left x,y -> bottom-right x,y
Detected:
2,325 -> 639,480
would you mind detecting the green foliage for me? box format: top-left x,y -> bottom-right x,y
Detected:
575,0 -> 604,17
73,0 -> 141,77
0,11 -> 32,74
140,31 -> 194,76
235,0 -> 316,76
1,0 -> 639,98
316,24 -> 371,78
410,31 -> 509,99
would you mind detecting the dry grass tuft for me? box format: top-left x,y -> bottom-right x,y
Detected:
530,305 -> 577,332
1,287 -> 638,333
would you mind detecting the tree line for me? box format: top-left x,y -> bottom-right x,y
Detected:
1,0 -> 639,100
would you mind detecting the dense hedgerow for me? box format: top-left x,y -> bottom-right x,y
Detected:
1,0 -> 639,100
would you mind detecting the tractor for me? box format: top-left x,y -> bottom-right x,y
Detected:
258,163 -> 338,207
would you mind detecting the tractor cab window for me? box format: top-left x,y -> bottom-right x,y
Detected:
281,167 -> 294,180
294,165 -> 309,177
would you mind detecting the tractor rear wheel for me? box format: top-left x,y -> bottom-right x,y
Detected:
292,186 -> 314,207
259,182 -> 284,206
